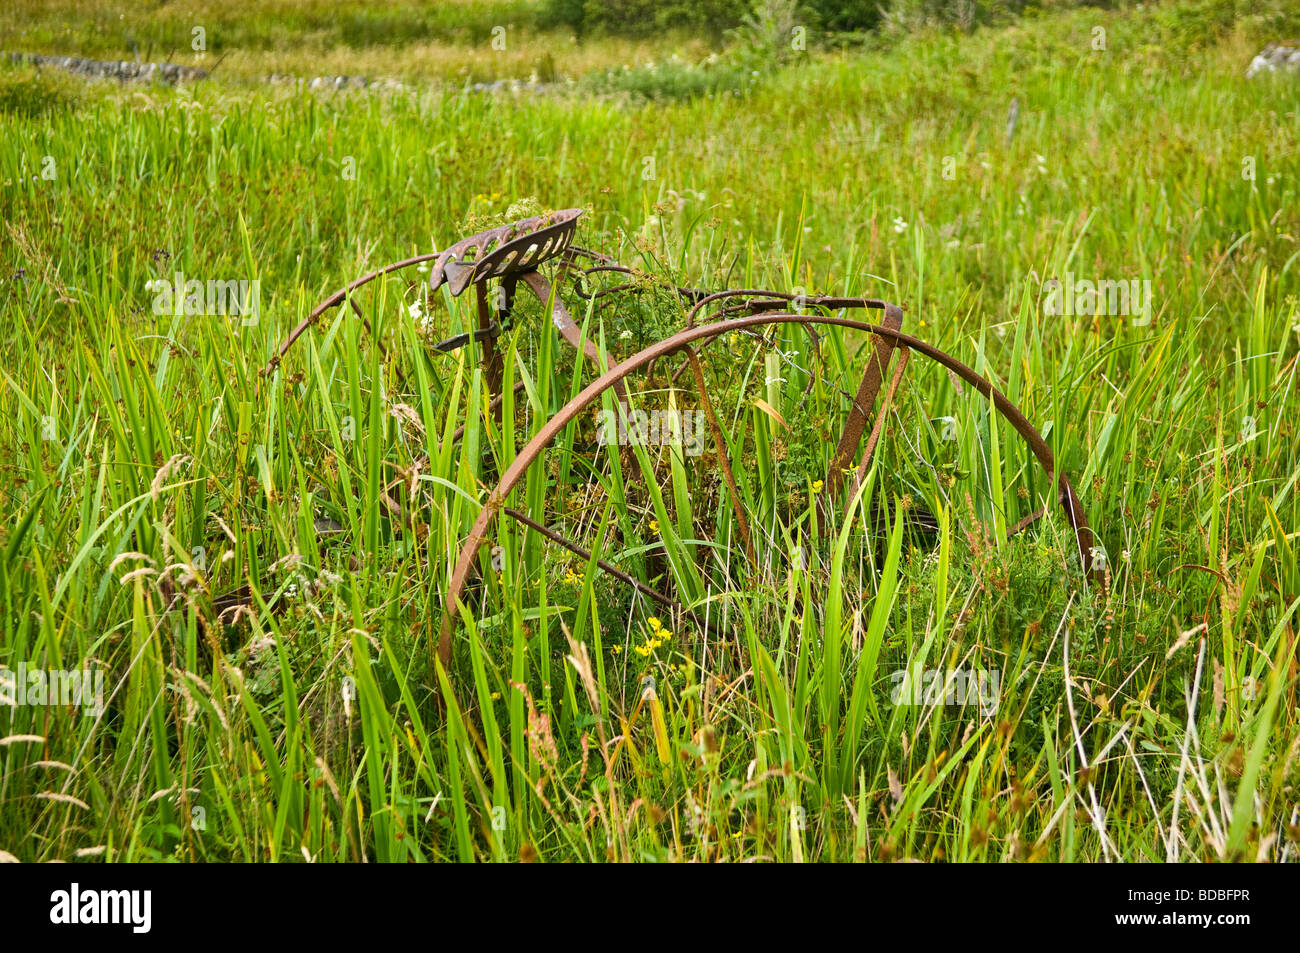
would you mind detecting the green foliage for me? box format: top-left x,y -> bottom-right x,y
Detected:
1151,0 -> 1300,50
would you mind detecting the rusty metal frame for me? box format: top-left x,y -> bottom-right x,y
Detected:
261,209 -> 1099,678
437,311 -> 1098,669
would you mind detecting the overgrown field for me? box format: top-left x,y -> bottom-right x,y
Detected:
2,0 -> 1300,862
0,0 -> 725,85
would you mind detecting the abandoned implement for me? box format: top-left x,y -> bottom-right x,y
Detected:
266,208 -> 1101,677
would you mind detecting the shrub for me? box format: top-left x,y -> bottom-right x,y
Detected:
575,57 -> 755,100
803,1 -> 885,31
546,0 -> 763,37
545,0 -> 887,40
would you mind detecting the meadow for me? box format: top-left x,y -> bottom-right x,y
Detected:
1,0 -> 1299,862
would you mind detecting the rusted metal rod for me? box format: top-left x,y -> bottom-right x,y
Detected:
502,507 -> 722,637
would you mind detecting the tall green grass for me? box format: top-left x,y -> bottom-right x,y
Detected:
1,0 -> 1298,861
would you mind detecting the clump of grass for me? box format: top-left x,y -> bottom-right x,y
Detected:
0,63 -> 82,117
575,55 -> 756,101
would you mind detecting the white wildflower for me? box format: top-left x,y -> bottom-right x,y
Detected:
1241,675 -> 1259,702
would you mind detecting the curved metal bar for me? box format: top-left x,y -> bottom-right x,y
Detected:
264,252 -> 444,375
671,292 -> 890,383
267,211 -> 581,377
437,311 -> 1098,668
684,289 -> 890,328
